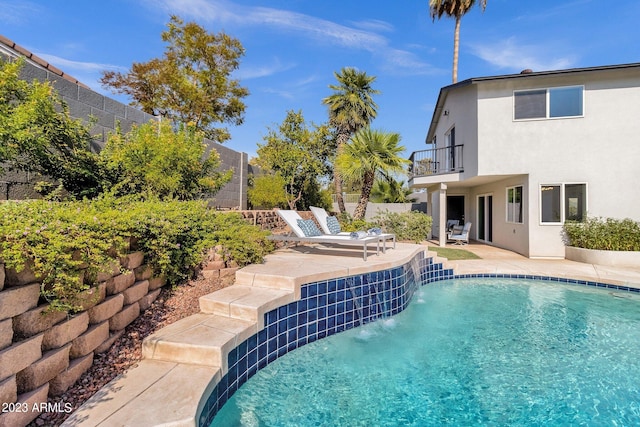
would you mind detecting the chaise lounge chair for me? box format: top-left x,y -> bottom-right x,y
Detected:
448,222 -> 472,245
270,209 -> 382,261
309,206 -> 396,252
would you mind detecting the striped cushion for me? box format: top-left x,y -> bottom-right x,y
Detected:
297,219 -> 322,237
326,216 -> 341,234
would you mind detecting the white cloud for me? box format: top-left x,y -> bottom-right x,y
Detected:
235,58 -> 296,80
35,53 -> 126,93
152,0 -> 437,75
0,1 -> 40,25
470,37 -> 575,72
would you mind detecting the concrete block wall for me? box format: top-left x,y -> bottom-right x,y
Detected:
0,255 -> 166,427
1,47 -> 250,208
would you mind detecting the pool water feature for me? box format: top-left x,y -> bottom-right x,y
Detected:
210,278 -> 640,426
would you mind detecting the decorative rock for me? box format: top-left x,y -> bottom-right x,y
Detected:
0,283 -> 40,321
12,305 -> 66,339
0,383 -> 49,427
201,270 -> 219,281
95,330 -> 124,354
139,289 -> 161,311
134,265 -> 153,281
121,251 -> 144,270
70,321 -> 109,358
49,352 -> 94,396
0,375 -> 17,406
109,302 -> 140,331
42,312 -> 89,351
105,271 -> 135,295
88,294 -> 124,325
16,344 -> 70,394
219,267 -> 239,278
147,276 -> 166,291
204,260 -> 225,271
3,262 -> 40,287
73,282 -> 106,311
0,319 -> 12,351
0,334 -> 43,380
96,260 -> 121,283
122,280 -> 149,305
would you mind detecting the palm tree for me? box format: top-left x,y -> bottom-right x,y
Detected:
429,0 -> 487,83
335,128 -> 410,220
371,175 -> 417,203
322,68 -> 379,213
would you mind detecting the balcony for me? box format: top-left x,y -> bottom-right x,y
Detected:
408,145 -> 464,178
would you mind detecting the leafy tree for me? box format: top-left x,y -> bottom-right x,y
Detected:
370,175 -> 417,203
429,0 -> 487,83
322,67 -> 379,213
248,174 -> 289,209
0,57 -> 105,198
255,110 -> 334,210
100,120 -> 232,200
335,128 -> 410,219
100,15 -> 248,143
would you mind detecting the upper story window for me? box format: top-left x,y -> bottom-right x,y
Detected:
514,86 -> 584,120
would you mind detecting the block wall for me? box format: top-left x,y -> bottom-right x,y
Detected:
0,254 -> 166,427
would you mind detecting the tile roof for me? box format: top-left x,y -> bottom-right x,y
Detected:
0,34 -> 91,90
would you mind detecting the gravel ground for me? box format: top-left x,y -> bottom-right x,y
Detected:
28,274 -> 235,427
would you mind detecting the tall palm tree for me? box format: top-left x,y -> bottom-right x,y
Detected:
429,0 -> 487,83
335,128 -> 410,220
322,67 -> 379,213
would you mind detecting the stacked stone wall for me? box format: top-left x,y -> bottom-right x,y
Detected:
0,253 -> 166,427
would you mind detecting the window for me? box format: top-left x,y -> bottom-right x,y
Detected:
514,86 -> 583,120
540,183 -> 587,224
507,186 -> 523,223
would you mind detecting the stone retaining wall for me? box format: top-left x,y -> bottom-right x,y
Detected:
0,254 -> 166,427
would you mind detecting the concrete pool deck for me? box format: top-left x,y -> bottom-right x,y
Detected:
63,241 -> 640,426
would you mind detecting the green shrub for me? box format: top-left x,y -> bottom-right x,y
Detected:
336,212 -> 373,232
372,210 -> 432,243
563,217 -> 640,251
248,174 -> 288,209
0,197 -> 274,312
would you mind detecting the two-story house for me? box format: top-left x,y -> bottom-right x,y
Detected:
409,63 -> 640,258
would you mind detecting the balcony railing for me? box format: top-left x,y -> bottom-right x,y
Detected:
408,145 -> 464,178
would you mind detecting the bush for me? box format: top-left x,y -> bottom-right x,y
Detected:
248,174 -> 288,209
563,217 -> 640,251
336,210 -> 433,243
0,197 -> 274,312
372,210 -> 432,243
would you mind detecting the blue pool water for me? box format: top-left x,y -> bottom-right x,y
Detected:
210,278 -> 640,426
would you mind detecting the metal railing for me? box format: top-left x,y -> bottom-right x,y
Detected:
408,145 -> 464,178
330,193 -> 361,204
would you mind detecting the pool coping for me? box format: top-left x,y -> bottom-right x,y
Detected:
63,244 -> 640,426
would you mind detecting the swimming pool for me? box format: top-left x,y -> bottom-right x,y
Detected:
210,278 -> 640,426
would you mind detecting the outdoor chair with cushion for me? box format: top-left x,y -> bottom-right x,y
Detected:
270,210 -> 382,261
448,222 -> 472,245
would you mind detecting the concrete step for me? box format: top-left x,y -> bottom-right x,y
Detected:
199,285 -> 295,329
142,313 -> 255,371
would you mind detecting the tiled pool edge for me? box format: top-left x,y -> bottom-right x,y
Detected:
198,251 -> 451,426
199,258 -> 640,426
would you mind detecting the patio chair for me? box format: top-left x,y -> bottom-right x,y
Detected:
448,222 -> 472,245
309,206 -> 396,251
446,219 -> 459,233
270,210 -> 381,261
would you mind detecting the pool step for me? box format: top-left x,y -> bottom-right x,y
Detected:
142,313 -> 256,372
199,285 -> 295,329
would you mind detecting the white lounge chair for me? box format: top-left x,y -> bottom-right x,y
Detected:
448,222 -> 472,245
270,210 -> 381,261
309,206 -> 396,252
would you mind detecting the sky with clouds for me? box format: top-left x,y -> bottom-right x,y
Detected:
2,0 -> 639,159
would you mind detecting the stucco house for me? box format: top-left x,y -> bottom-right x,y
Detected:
409,63 -> 640,258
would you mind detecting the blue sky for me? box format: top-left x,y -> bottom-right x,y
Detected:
2,0 -> 639,159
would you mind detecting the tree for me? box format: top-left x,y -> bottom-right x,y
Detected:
322,67 -> 379,213
254,110 -> 333,210
100,15 -> 249,143
429,0 -> 487,83
0,57 -> 105,199
370,175 -> 417,203
100,120 -> 232,200
335,128 -> 410,220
